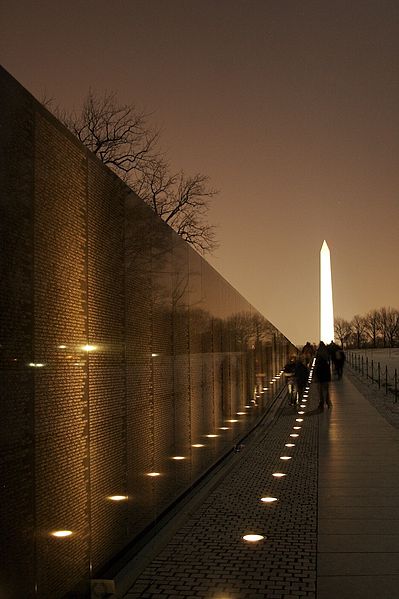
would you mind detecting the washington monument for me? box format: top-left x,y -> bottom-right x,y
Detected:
320,240 -> 334,343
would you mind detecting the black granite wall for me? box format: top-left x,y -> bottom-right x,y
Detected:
0,66 -> 296,599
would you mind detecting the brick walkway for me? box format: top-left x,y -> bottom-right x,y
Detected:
119,373 -> 319,599
112,368 -> 399,599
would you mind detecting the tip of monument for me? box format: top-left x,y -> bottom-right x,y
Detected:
321,239 -> 329,249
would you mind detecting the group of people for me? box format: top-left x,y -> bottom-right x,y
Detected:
283,341 -> 346,411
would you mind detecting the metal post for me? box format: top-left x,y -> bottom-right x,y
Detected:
385,365 -> 388,395
366,357 -> 368,380
395,369 -> 398,403
361,356 -> 364,377
378,362 -> 380,389
371,359 -> 374,383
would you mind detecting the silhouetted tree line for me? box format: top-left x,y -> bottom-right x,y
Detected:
335,307 -> 399,348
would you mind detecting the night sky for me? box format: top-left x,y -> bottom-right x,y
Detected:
1,0 -> 398,345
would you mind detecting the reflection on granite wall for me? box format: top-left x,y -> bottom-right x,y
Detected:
0,66 -> 297,599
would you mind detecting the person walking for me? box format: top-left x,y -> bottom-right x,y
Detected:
301,341 -> 315,368
315,343 -> 332,410
283,355 -> 298,405
295,358 -> 309,400
334,348 -> 346,379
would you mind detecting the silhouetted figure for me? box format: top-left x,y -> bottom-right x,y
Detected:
315,343 -> 332,410
327,341 -> 339,373
301,341 -> 315,368
295,358 -> 309,400
283,355 -> 298,405
334,348 -> 346,379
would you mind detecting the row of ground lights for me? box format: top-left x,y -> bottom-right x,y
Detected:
242,360 -> 315,543
257,369 -> 284,401
145,369 -> 282,476
49,370 -> 283,539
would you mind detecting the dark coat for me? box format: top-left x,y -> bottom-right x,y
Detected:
315,357 -> 331,383
295,362 -> 309,386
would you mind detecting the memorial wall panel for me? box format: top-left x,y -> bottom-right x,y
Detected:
0,72 -> 35,599
87,159 -> 127,571
125,195 -> 155,539
171,241 -> 191,492
189,250 -> 210,459
0,67 -> 297,598
34,113 -> 89,599
151,222 -> 175,511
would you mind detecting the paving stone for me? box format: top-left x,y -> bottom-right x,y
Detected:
119,388 -> 318,598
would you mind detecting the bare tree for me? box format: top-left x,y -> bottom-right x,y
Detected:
377,307 -> 388,347
135,165 -> 218,253
364,309 -> 380,348
56,90 -> 160,179
350,314 -> 367,348
378,307 -> 399,347
334,318 -> 352,348
53,90 -> 218,254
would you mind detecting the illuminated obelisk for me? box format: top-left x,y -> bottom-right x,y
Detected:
320,240 -> 334,343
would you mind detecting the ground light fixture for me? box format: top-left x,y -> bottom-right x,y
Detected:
108,495 -> 128,501
51,530 -> 73,538
296,418 -> 303,422
272,472 -> 286,478
261,497 -> 278,503
290,433 -> 299,438
219,427 -> 229,430
146,472 -> 161,477
242,534 -> 264,542
172,456 -> 186,460
285,443 -> 295,447
205,434 -> 219,438
226,419 -> 239,423
192,444 -> 205,448
236,412 -> 246,415
293,426 -> 301,430
280,456 -> 292,460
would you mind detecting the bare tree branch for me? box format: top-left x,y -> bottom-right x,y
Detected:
334,318 -> 352,348
49,90 -> 218,254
